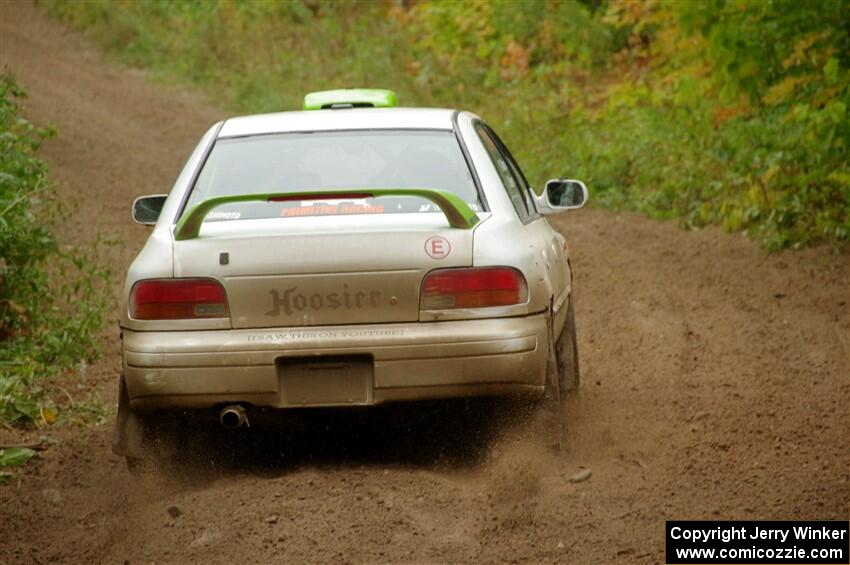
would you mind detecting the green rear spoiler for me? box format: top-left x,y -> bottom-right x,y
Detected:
173,189 -> 481,241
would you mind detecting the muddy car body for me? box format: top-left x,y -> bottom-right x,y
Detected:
114,89 -> 586,463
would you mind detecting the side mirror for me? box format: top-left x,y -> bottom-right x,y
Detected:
537,179 -> 588,214
132,195 -> 168,225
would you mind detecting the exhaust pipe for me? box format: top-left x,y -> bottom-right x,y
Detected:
220,405 -> 249,429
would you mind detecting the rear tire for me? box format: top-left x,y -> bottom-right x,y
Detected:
113,374 -> 147,458
541,298 -> 580,452
114,376 -> 188,477
555,299 -> 580,398
123,416 -> 189,477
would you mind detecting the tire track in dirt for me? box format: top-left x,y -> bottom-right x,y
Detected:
1,1 -> 848,563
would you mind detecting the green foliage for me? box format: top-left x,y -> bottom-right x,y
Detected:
0,73 -> 110,427
593,0 -> 850,248
0,446 -> 35,467
43,0 -> 850,249
43,0 -> 418,113
0,447 -> 36,484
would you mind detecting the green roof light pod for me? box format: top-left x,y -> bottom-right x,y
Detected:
174,188 -> 480,240
303,89 -> 398,110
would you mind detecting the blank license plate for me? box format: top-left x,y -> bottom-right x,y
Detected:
278,355 -> 373,406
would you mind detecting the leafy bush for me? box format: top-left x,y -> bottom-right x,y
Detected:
43,0 -> 849,249
587,0 -> 850,248
0,73 -> 109,427
0,446 -> 36,484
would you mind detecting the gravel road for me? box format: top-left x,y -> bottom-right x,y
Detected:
1,2 -> 848,563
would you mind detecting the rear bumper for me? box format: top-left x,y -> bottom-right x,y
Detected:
123,313 -> 549,412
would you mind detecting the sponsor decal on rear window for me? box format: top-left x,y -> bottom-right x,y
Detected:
207,211 -> 242,220
279,203 -> 386,217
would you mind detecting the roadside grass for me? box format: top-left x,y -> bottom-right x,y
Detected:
0,72 -> 110,437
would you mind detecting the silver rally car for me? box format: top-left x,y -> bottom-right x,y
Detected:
115,89 -> 586,466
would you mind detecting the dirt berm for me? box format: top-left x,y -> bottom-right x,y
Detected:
1,1 -> 848,563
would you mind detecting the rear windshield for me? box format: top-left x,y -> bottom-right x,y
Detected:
183,130 -> 482,221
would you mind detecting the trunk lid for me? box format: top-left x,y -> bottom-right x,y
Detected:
172,214 -> 480,328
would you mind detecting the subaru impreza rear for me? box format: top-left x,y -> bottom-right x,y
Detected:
114,89 -> 586,468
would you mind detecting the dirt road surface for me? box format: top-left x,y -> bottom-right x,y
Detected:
1,2 -> 848,563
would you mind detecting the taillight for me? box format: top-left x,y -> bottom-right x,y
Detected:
420,267 -> 528,310
130,278 -> 229,320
